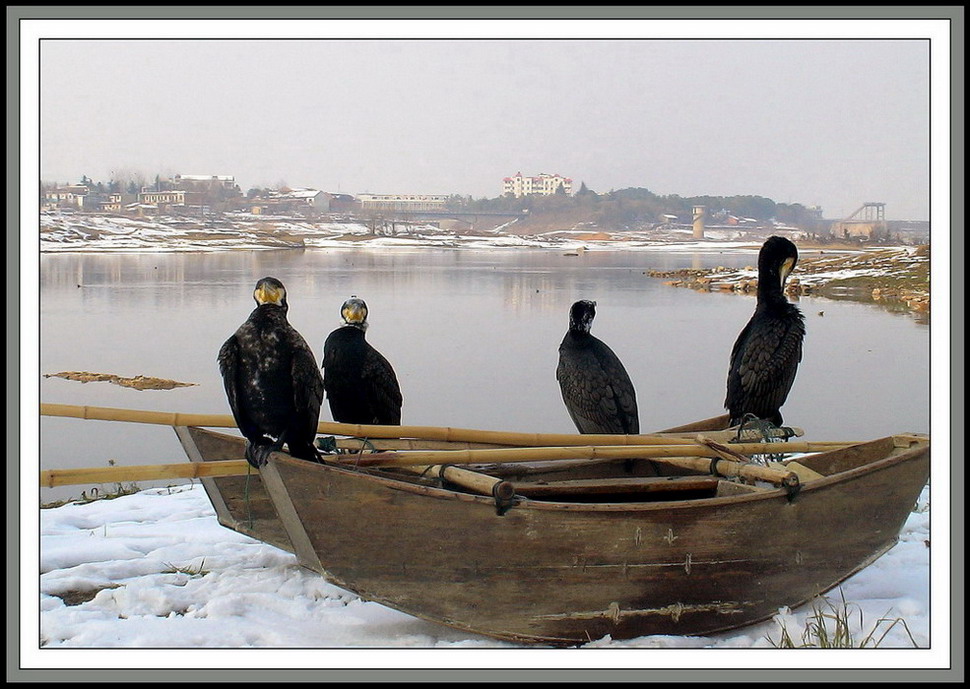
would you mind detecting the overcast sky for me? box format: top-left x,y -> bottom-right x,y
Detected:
39,37 -> 932,220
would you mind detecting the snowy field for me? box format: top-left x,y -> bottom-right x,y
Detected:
39,210 -> 796,254
28,481 -> 939,667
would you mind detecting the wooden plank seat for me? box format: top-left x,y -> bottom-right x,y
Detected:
513,474 -> 722,498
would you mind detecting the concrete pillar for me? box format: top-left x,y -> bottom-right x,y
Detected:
692,205 -> 706,239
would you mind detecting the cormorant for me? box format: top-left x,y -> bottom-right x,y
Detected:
322,296 -> 403,425
556,300 -> 640,434
218,276 -> 324,467
725,236 -> 806,427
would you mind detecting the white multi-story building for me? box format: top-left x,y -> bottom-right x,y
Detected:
503,172 -> 573,197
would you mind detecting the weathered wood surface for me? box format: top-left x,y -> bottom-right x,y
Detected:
512,475 -> 721,498
262,436 -> 928,644
176,423 -> 929,645
173,428 -> 517,554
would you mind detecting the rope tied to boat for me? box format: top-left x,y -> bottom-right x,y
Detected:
735,414 -> 796,463
491,480 -> 516,517
314,436 -> 380,470
430,463 -> 455,482
783,475 -> 801,502
244,462 -> 255,531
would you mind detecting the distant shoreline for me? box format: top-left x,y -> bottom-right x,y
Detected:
38,211 -> 929,318
40,210 -> 923,254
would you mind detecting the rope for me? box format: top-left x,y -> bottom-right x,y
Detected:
316,436 -> 379,454
435,464 -> 456,483
244,461 -> 254,531
735,414 -> 793,464
315,436 -> 380,471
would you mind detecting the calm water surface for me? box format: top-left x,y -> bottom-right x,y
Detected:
37,247 -> 930,502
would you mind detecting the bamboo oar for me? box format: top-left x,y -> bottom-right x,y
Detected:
40,459 -> 251,488
40,403 -> 728,448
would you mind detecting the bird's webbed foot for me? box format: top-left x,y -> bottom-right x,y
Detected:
287,442 -> 324,464
245,440 -> 282,468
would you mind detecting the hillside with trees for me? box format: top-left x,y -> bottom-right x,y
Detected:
446,184 -> 829,234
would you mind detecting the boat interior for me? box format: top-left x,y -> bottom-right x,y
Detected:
314,432 -> 928,507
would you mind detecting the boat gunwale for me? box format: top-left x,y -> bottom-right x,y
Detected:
265,434 -> 929,513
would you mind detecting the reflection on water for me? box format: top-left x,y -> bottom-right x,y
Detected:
812,287 -> 930,326
37,247 -> 930,502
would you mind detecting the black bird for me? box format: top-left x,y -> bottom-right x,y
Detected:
725,236 -> 806,427
322,296 -> 403,425
556,300 -> 640,434
218,277 -> 324,467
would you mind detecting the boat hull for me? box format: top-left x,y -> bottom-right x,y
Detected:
177,426 -> 929,644
263,438 -> 927,644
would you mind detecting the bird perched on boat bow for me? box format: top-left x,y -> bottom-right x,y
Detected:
556,300 -> 640,434
725,236 -> 805,427
218,276 -> 325,467
322,296 -> 403,425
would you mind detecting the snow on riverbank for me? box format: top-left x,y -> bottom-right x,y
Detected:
40,211 -> 932,315
30,482 -> 934,659
39,210 -> 814,254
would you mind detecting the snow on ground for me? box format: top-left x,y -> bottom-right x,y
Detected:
31,482 -> 931,656
38,211 -> 827,254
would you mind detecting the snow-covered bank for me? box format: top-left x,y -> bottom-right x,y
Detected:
33,483 -> 932,654
649,244 -> 930,314
39,210 -> 812,254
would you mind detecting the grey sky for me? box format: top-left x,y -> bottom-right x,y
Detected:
40,38 -> 931,220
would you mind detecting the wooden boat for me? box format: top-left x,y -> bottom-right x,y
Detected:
173,414 -> 738,555
175,419 -> 930,646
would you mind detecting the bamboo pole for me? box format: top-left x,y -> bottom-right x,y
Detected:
329,443 -> 838,487
396,464 -> 516,503
41,403 -> 231,429
41,403 -> 736,448
331,441 -> 847,469
39,433 -> 839,488
40,460 -> 251,488
40,449 -> 797,490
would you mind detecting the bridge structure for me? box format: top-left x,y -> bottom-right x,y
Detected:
831,202 -> 888,239
358,209 -> 527,234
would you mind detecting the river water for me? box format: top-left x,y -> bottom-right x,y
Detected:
35,246 -> 931,503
